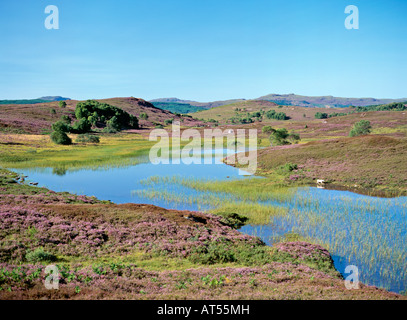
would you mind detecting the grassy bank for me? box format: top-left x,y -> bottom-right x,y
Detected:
0,133 -> 154,170
238,135 -> 407,195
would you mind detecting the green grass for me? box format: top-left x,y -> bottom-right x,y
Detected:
0,133 -> 155,170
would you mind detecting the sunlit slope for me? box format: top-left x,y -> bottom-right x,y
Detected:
255,135 -> 407,193
192,100 -> 353,122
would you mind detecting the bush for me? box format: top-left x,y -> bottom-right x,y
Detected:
164,118 -> 174,126
71,118 -> 92,134
50,108 -> 56,114
315,112 -> 328,119
217,212 -> 248,229
102,127 -> 118,133
52,120 -> 70,133
349,120 -> 372,137
269,128 -> 290,146
59,101 -> 67,108
60,115 -> 71,124
188,243 -> 236,265
75,134 -> 100,143
106,116 -> 121,131
262,125 -> 274,134
50,130 -> 72,145
265,110 -> 289,120
288,132 -> 301,144
140,112 -> 149,120
25,248 -> 57,263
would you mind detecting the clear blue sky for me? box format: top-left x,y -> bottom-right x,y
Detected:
0,0 -> 406,101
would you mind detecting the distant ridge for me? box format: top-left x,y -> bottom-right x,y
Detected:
256,93 -> 407,108
151,94 -> 407,109
38,96 -> 71,102
150,98 -> 246,109
0,96 -> 71,105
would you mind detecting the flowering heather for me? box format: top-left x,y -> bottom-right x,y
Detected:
0,168 -> 405,300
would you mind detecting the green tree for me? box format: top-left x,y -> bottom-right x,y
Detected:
106,116 -> 121,131
50,130 -> 72,145
60,115 -> 71,124
315,112 -> 328,119
262,125 -> 274,134
52,120 -> 70,133
59,101 -> 67,108
288,132 -> 301,144
349,120 -> 372,137
270,128 -> 290,146
71,118 -> 92,133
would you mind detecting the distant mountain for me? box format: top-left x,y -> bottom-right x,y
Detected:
150,98 -> 246,109
39,96 -> 71,102
256,93 -> 407,108
151,102 -> 207,114
0,96 -> 71,105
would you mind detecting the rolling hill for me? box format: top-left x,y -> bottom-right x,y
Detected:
0,96 -> 71,105
256,93 -> 407,108
150,97 -> 246,109
191,100 -> 354,123
0,97 -> 203,134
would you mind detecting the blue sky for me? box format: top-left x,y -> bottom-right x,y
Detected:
0,0 -> 406,101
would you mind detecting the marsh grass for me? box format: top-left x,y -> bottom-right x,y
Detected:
0,134 -> 155,170
135,174 -> 407,293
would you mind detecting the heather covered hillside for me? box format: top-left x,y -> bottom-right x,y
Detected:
250,135 -> 407,194
192,100 -> 354,124
0,97 -> 204,134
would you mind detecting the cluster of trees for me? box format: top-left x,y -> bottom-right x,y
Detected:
315,112 -> 328,119
229,109 -> 289,124
265,110 -> 289,120
75,100 -> 139,131
349,120 -> 372,137
262,126 -> 301,146
50,100 -> 139,145
353,102 -> 407,112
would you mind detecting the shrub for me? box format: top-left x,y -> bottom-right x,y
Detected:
140,112 -> 149,120
52,120 -> 70,133
265,110 -> 289,120
102,127 -> 118,133
59,101 -> 67,108
75,134 -> 100,143
217,212 -> 248,229
189,243 -> 236,264
60,115 -> 71,124
50,108 -> 56,114
25,248 -> 57,263
288,132 -> 301,144
164,118 -> 174,126
270,128 -> 289,146
71,118 -> 92,134
349,120 -> 372,137
106,116 -> 121,131
262,126 -> 274,134
315,112 -> 328,119
50,130 -> 72,145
